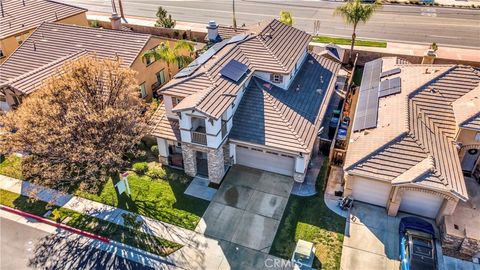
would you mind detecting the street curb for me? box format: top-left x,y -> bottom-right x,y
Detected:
0,205 -> 110,243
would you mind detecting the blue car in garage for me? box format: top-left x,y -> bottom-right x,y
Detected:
399,217 -> 437,270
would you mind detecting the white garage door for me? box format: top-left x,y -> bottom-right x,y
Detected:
236,146 -> 294,176
352,177 -> 391,207
399,190 -> 444,219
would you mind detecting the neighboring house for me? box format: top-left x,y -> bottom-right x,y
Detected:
343,57 -> 480,223
0,22 -> 188,111
149,19 -> 341,184
0,0 -> 88,63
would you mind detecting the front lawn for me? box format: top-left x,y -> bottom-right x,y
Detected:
77,163 -> 210,230
270,159 -> 346,270
0,155 -> 22,179
0,189 -> 182,256
312,36 -> 387,48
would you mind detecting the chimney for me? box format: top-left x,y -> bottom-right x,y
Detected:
110,0 -> 122,30
207,20 -> 219,42
422,48 -> 437,65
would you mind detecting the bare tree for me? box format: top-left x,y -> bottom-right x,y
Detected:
0,56 -> 147,193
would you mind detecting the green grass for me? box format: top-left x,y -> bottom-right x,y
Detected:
76,164 -> 210,230
270,159 -> 346,270
0,155 -> 22,179
312,36 -> 387,48
0,189 -> 182,256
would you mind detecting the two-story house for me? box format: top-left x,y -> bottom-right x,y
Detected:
343,57 -> 480,224
0,0 -> 88,63
149,19 -> 341,184
0,21 -> 189,111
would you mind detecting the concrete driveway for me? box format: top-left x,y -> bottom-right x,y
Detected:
195,165 -> 293,253
340,202 -> 447,270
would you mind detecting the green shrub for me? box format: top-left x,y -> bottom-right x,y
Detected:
132,162 -> 148,174
122,213 -> 144,230
146,167 -> 166,179
151,145 -> 159,156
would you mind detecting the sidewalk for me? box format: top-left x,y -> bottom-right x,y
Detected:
311,41 -> 480,63
0,174 -> 289,269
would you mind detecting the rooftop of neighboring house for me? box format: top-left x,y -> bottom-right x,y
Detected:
0,22 -> 152,95
160,19 -> 312,119
0,0 -> 87,39
345,57 -> 480,201
452,85 -> 480,131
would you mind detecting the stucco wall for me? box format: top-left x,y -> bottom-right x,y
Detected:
130,37 -> 182,101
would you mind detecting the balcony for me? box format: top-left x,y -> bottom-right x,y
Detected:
191,126 -> 207,145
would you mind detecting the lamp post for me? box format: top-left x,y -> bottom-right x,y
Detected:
232,0 -> 237,30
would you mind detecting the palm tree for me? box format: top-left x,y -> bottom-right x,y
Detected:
279,11 -> 294,26
334,0 -> 381,63
142,40 -> 194,79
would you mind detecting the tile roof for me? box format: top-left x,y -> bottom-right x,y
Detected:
230,53 -> 341,153
161,19 -> 311,119
149,103 -> 181,141
0,22 -> 151,94
345,58 -> 480,200
0,0 -> 87,39
452,85 -> 480,131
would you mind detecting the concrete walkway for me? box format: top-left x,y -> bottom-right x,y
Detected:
0,174 -> 289,269
184,176 -> 217,201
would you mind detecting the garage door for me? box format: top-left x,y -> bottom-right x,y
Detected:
352,177 -> 391,207
399,190 -> 444,219
236,146 -> 294,176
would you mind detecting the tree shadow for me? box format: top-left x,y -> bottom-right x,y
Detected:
27,231 -> 154,270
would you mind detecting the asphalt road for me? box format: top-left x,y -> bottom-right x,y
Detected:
59,0 -> 480,48
0,217 -> 153,270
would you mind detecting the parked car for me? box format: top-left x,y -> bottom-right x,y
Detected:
399,217 -> 437,270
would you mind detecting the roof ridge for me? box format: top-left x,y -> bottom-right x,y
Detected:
255,35 -> 287,72
254,79 -> 306,148
345,132 -> 410,171
2,50 -> 88,88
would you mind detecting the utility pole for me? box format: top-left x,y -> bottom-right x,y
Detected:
232,0 -> 237,30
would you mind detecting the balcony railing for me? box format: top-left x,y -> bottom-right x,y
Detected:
221,121 -> 228,138
191,131 -> 207,145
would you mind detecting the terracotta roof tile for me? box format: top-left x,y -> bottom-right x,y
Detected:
0,0 -> 87,39
345,58 -> 480,200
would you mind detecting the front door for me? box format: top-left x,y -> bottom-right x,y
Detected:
196,151 -> 208,177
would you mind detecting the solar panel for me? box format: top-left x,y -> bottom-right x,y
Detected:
378,77 -> 401,98
381,67 -> 401,78
175,39 -> 230,78
220,60 -> 248,82
227,34 -> 248,44
353,59 -> 382,132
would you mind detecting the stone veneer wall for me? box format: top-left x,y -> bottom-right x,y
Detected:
440,215 -> 480,260
208,147 -> 225,184
181,142 -> 226,183
182,143 -> 197,177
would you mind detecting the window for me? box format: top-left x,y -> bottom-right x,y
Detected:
178,61 -> 185,70
251,148 -> 263,152
145,56 -> 154,66
270,73 -> 283,84
171,96 -> 183,107
139,83 -> 147,98
0,47 -> 4,58
266,151 -> 278,155
156,70 -> 166,86
475,132 -> 480,141
0,95 -> 6,102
